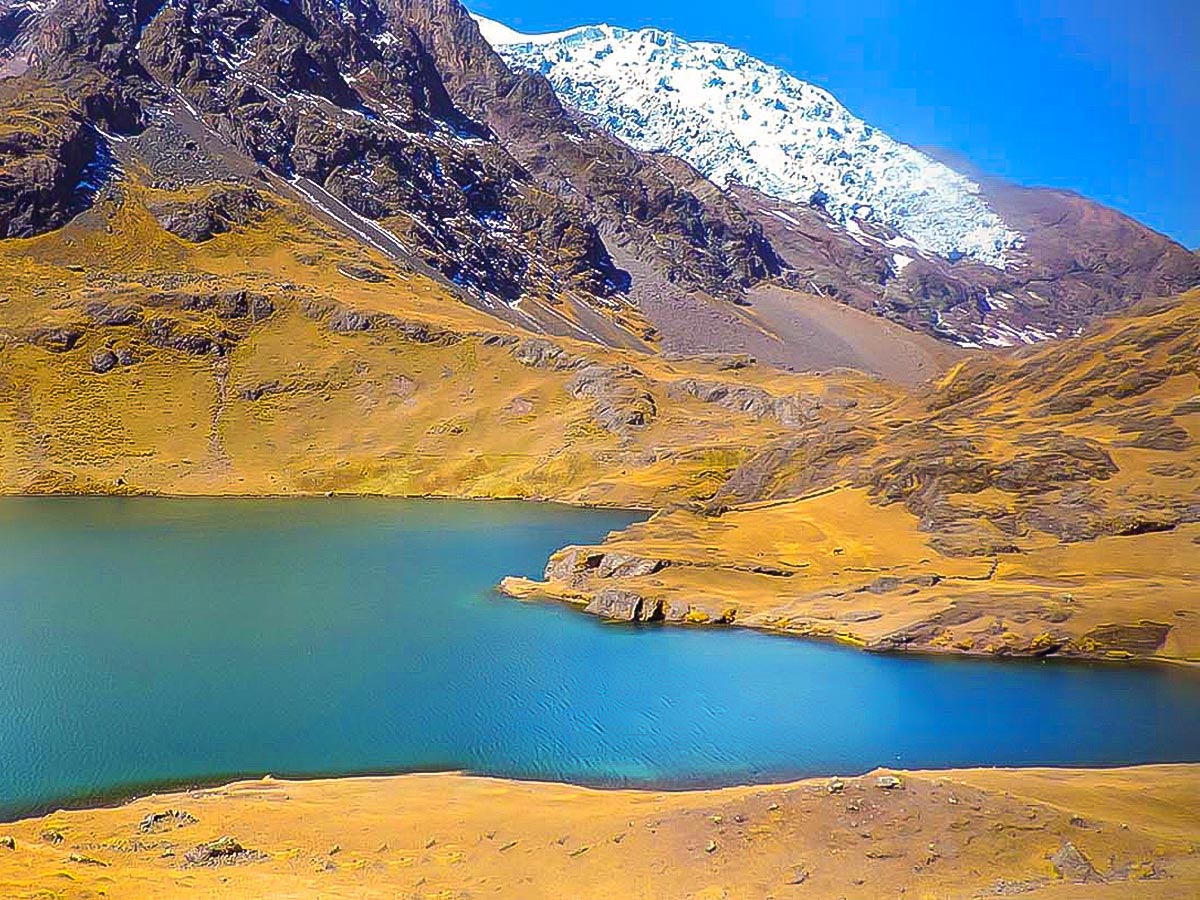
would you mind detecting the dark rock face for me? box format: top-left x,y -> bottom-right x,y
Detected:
1,0 -> 631,308
30,325 -> 85,352
390,0 -> 781,300
0,87 -> 98,237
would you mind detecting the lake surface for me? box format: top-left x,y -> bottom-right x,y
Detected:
1,497 -> 1198,819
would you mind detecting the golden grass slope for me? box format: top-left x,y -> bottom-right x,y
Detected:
0,174 -> 854,504
1,765 -> 1197,899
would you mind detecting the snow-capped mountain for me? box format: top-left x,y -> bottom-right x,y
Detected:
475,16 -> 1021,268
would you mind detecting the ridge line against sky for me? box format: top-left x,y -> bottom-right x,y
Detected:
469,0 -> 1199,249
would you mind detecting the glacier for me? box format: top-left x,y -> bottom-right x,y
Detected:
474,16 -> 1021,268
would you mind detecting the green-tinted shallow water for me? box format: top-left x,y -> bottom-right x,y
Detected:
1,497 -> 1198,820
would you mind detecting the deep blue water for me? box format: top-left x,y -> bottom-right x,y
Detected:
1,497 -> 1197,820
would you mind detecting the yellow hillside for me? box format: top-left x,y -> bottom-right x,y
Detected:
1,172 -> 1196,661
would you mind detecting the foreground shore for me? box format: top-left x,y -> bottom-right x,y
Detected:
2,766 -> 1196,899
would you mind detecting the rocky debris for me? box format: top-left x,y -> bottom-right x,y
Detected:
709,419 -> 877,509
665,352 -> 756,371
875,775 -> 904,790
183,835 -> 263,866
142,317 -> 236,356
1128,423 -> 1191,451
328,309 -> 373,333
663,600 -> 736,625
566,364 -> 657,437
149,187 -> 271,242
138,810 -> 198,834
838,609 -> 883,623
0,835 -> 14,850
85,301 -> 142,327
668,378 -> 815,427
865,576 -> 903,594
544,547 -> 667,585
1049,841 -> 1103,883
40,830 -> 64,844
991,440 -> 1117,494
506,397 -> 534,415
146,290 -> 275,322
300,299 -> 460,345
827,779 -> 845,794
785,866 -> 809,884
864,427 -> 1127,548
596,553 -> 665,579
512,338 -> 584,371
1173,395 -> 1200,416
543,547 -> 601,584
584,588 -> 663,622
238,380 -> 305,401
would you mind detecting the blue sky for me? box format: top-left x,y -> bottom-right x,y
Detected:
470,0 -> 1199,248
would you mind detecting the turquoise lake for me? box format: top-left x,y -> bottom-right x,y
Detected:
1,497 -> 1198,820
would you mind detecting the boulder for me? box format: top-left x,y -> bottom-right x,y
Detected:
90,349 -> 118,373
584,589 -> 663,622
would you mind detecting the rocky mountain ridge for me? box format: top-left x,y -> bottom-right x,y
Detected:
477,13 -> 1200,348
0,0 -> 782,346
1,0 -> 1198,358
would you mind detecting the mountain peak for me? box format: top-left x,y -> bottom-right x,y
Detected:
478,15 -> 1021,268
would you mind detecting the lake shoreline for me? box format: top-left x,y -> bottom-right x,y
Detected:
504,585 -> 1200,669
6,489 -> 1192,667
